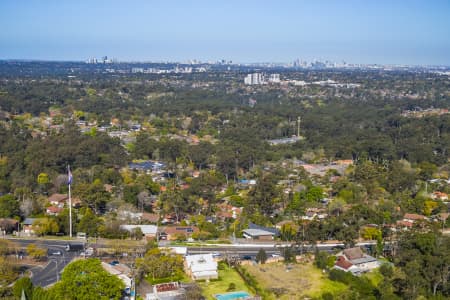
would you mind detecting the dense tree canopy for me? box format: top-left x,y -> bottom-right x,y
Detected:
51,259 -> 125,300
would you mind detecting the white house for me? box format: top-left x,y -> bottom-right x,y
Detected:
334,247 -> 380,275
185,254 -> 218,280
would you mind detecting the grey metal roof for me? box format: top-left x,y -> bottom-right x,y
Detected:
350,255 -> 378,265
243,228 -> 275,237
23,218 -> 39,225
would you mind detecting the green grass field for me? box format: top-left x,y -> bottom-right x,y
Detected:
243,262 -> 348,299
198,263 -> 252,300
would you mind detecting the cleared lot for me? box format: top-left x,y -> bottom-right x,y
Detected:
243,262 -> 347,299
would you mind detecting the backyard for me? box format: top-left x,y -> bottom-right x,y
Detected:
198,262 -> 252,300
242,262 -> 347,299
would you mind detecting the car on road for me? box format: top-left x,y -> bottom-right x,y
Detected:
109,260 -> 120,266
242,255 -> 252,260
48,250 -> 62,256
65,244 -> 84,251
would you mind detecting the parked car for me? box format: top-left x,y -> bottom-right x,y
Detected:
48,250 -> 62,256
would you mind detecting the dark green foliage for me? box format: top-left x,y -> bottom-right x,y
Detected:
393,232 -> 450,298
12,277 -> 33,299
280,246 -> 295,263
256,248 -> 267,264
328,269 -> 377,299
247,173 -> 280,218
0,194 -> 20,218
77,208 -> 102,237
314,250 -> 330,270
227,282 -> 236,291
322,292 -> 334,300
51,258 -> 125,300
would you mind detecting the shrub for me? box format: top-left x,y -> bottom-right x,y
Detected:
227,282 -> 236,291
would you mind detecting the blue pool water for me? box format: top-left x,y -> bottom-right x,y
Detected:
215,291 -> 251,300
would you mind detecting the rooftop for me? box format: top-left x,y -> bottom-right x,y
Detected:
120,224 -> 158,235
185,254 -> 217,273
243,228 -> 275,237
343,247 -> 364,260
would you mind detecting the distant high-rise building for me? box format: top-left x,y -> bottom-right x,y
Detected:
86,57 -> 98,64
268,74 -> 280,83
244,73 -> 265,85
131,68 -> 144,73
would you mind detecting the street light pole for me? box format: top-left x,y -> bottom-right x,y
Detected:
55,259 -> 59,282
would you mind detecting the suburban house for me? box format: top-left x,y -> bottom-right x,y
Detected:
403,213 -> 428,222
185,254 -> 218,280
48,193 -> 68,208
301,208 -> 328,221
431,191 -> 448,201
141,212 -> 160,223
46,206 -> 63,216
334,247 -> 380,275
22,218 -> 43,236
0,218 -> 18,234
395,213 -> 429,230
158,226 -> 199,241
120,224 -> 158,239
248,222 -> 279,236
48,193 -> 81,208
242,229 -> 275,240
216,202 -> 242,220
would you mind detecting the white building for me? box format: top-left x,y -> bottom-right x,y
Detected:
268,74 -> 280,83
185,254 -> 218,280
333,247 -> 380,275
244,73 -> 265,85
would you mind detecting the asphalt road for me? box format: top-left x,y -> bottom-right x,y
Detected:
8,238 -> 82,287
6,237 -> 377,286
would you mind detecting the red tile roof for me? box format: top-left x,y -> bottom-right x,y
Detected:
335,256 -> 353,270
46,206 -> 62,214
396,220 -> 413,227
404,213 -> 426,221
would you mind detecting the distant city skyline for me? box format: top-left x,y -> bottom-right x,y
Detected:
1,0 -> 449,66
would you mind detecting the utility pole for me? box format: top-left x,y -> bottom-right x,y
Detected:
68,165 -> 73,238
297,116 -> 301,137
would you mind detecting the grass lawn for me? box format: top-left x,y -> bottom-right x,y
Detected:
243,262 -> 347,299
199,263 -> 252,300
363,269 -> 383,287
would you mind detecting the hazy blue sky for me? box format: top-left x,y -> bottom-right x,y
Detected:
1,0 -> 449,65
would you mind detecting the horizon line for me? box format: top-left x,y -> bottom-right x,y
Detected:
0,58 -> 449,68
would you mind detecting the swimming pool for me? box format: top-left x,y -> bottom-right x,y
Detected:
215,291 -> 251,300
